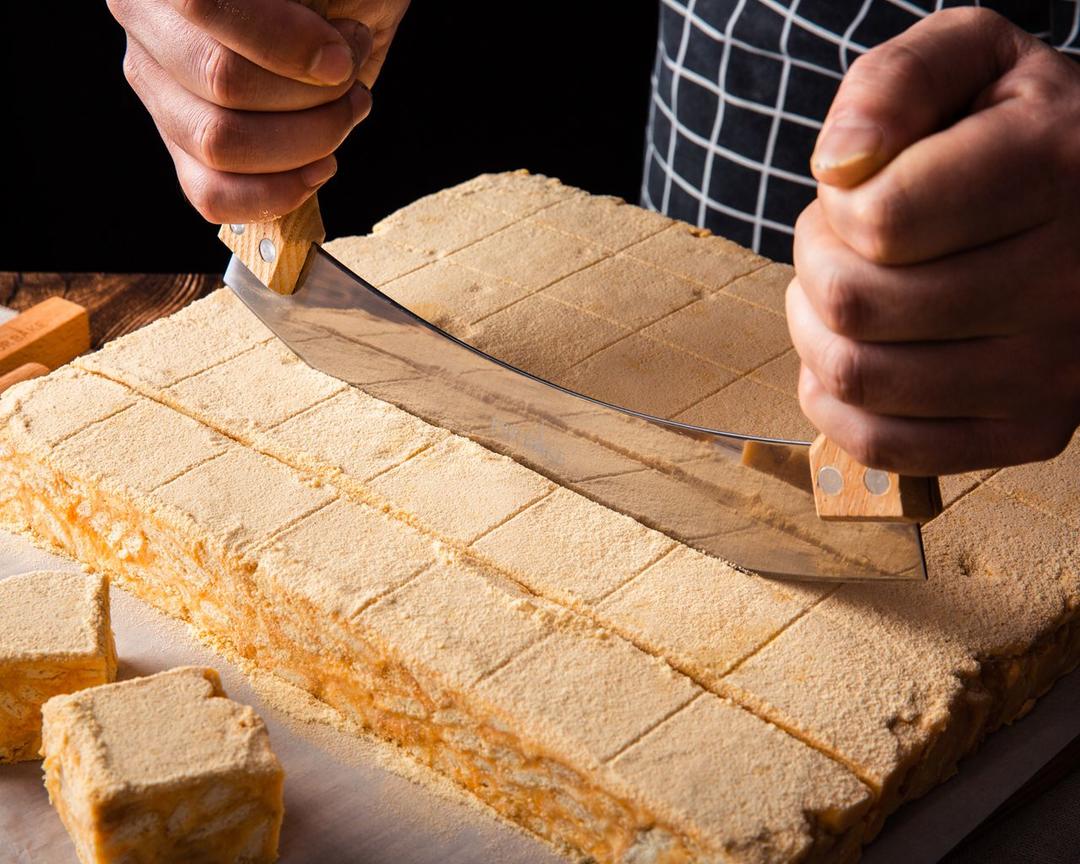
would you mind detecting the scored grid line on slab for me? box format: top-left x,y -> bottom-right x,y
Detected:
466,486 -> 558,546
667,344 -> 799,420
603,690 -> 706,764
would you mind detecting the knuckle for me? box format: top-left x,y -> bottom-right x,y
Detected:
849,185 -> 906,264
191,107 -> 241,171
820,338 -> 868,407
201,42 -> 245,108
183,172 -> 227,224
816,268 -> 865,337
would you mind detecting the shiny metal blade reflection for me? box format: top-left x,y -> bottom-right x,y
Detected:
227,248 -> 927,582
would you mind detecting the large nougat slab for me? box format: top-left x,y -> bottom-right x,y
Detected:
3,172 -> 1079,862
1,367 -> 870,863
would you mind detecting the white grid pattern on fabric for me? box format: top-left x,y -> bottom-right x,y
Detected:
642,0 -> 1080,262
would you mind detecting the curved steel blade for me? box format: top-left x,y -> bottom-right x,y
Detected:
227,248 -> 927,582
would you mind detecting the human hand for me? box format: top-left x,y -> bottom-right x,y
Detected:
107,0 -> 410,223
788,7 -> 1080,476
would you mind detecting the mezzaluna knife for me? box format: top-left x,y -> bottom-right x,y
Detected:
218,1 -> 940,583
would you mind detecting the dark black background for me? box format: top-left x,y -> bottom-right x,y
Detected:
2,3 -> 659,273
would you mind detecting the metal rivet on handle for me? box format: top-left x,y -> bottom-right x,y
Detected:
229,224 -> 246,235
259,238 -> 277,263
817,465 -> 843,496
864,468 -> 891,496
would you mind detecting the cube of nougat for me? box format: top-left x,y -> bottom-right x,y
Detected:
41,667 -> 284,864
0,570 -> 116,763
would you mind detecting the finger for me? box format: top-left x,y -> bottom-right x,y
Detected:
120,0 -> 370,110
126,42 -> 371,174
785,278 -> 1043,419
164,138 -> 337,224
797,365 -> 1071,474
792,201 -> 1065,341
167,0 -> 360,85
817,95 -> 1060,263
811,7 -> 1029,187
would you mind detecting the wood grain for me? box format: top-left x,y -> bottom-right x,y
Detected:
0,273 -> 220,350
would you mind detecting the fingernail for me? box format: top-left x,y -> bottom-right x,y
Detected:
310,40 -> 354,85
348,81 -> 372,121
301,155 -> 337,189
811,116 -> 883,175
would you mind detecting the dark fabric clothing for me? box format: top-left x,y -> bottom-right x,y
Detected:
642,0 -> 1080,262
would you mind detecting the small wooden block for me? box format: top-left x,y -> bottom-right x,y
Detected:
0,298 -> 90,376
0,362 -> 49,394
218,195 -> 325,296
808,435 -> 942,523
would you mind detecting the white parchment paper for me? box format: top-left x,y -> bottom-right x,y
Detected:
1,528 -> 1076,864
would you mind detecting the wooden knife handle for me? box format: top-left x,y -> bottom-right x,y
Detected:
218,0 -> 332,295
0,298 -> 90,377
809,435 -> 942,523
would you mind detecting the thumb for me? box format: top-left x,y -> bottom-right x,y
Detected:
811,8 -> 1027,188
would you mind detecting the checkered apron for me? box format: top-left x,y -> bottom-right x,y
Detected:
642,0 -> 1080,262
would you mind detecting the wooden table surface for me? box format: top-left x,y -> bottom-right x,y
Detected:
3,271 -> 1077,863
0,272 -> 220,350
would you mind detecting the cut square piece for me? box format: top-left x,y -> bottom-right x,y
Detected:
544,255 -> 705,331
323,234 -> 435,286
623,224 -> 765,291
597,546 -> 827,688
723,261 -> 794,315
447,171 -> 583,218
41,667 -> 283,864
0,570 -> 116,763
368,436 -> 553,543
642,290 -> 793,372
472,486 -> 675,606
610,694 -> 871,862
475,623 -> 698,766
258,389 -> 448,491
53,398 -> 231,494
560,333 -> 738,417
465,293 -> 629,381
381,258 -> 532,329
372,194 -> 520,256
75,290 -> 274,392
530,194 -> 673,252
154,446 -> 336,554
675,377 -> 814,441
165,341 -> 345,439
0,367 -> 136,450
448,220 -> 605,291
